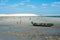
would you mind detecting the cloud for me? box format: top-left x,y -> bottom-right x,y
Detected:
19,2 -> 25,5
9,0 -> 31,7
51,4 -> 55,7
53,2 -> 60,4
8,3 -> 24,8
0,0 -> 30,6
42,3 -> 48,6
6,3 -> 19,8
26,0 -> 30,2
27,5 -> 36,8
19,0 -> 30,5
41,3 -> 48,8
19,0 -> 31,5
51,2 -> 60,7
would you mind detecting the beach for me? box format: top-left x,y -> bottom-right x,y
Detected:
0,16 -> 60,40
0,25 -> 60,40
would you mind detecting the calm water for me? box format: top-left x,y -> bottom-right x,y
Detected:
0,26 -> 31,32
0,26 -> 60,40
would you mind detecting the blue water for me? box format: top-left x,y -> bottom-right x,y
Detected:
0,26 -> 32,40
38,28 -> 60,35
0,26 -> 31,32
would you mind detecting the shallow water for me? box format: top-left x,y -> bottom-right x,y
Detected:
0,26 -> 31,32
0,26 -> 60,40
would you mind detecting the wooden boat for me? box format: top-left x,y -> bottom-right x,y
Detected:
31,21 -> 54,27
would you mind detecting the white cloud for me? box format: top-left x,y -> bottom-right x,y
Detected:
8,4 -> 19,8
26,0 -> 30,2
19,0 -> 30,5
53,2 -> 60,4
19,2 -> 25,5
51,4 -> 55,7
42,3 -> 48,6
8,3 -> 24,8
27,5 -> 36,8
51,2 -> 60,7
0,0 -> 33,11
8,0 -> 31,7
41,3 -> 48,8
20,0 -> 31,5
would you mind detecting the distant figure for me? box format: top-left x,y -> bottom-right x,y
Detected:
17,22 -> 18,24
31,21 -> 33,24
29,17 -> 31,20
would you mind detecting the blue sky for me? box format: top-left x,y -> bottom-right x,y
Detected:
0,0 -> 60,14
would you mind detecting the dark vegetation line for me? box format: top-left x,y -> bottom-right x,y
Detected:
42,16 -> 60,17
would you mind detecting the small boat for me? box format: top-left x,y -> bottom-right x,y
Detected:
31,21 -> 54,27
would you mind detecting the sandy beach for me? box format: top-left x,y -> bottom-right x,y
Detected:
0,16 -> 60,40
0,24 -> 60,40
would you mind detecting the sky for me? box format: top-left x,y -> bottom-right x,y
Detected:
0,0 -> 60,15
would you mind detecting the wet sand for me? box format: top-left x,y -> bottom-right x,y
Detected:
0,16 -> 60,40
0,25 -> 60,40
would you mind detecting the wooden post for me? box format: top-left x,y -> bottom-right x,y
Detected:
20,16 -> 21,24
